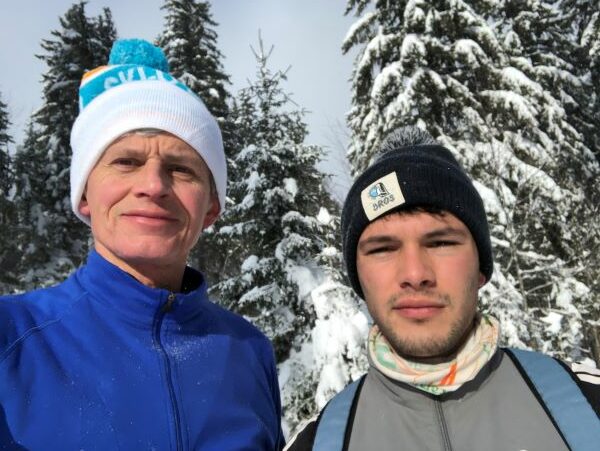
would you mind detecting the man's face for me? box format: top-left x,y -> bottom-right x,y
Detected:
79,132 -> 219,280
356,210 -> 485,362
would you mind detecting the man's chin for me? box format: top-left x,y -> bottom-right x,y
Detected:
100,245 -> 182,269
382,329 -> 462,363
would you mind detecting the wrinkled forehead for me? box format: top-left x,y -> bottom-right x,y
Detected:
102,129 -> 205,162
109,128 -> 183,146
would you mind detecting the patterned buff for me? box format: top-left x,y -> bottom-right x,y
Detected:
368,314 -> 500,395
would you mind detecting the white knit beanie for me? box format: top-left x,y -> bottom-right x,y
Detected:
70,39 -> 227,225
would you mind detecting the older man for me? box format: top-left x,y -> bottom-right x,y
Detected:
285,127 -> 600,451
0,39 -> 283,450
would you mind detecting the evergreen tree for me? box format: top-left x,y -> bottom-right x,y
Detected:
158,0 -> 231,140
12,2 -> 116,289
576,2 -> 600,359
343,0 -> 600,365
157,0 -> 234,278
210,39 -> 365,430
213,39 -> 330,357
0,94 -> 18,291
560,0 -> 600,164
278,212 -> 369,431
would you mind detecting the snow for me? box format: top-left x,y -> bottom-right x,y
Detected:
371,62 -> 402,99
503,31 -> 521,50
241,255 -> 259,272
287,264 -> 321,299
400,34 -> 426,62
541,311 -> 563,335
47,81 -> 74,95
321,246 -> 338,257
316,207 -> 331,225
453,39 -> 486,66
404,0 -> 426,25
308,279 -> 370,407
554,278 -> 590,310
517,160 -> 565,202
61,29 -> 82,40
342,11 -> 376,49
356,27 -> 395,76
501,67 -> 543,95
283,177 -> 298,198
246,170 -> 261,190
473,181 -> 507,225
481,90 -> 539,126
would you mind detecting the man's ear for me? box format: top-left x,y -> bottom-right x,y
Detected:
202,195 -> 221,230
78,191 -> 91,218
478,272 -> 486,288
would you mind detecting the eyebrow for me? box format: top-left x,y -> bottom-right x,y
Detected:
103,146 -> 145,158
104,147 -> 201,164
358,226 -> 468,251
423,226 -> 469,240
161,153 -> 201,165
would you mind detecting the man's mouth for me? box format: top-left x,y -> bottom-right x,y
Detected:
392,298 -> 446,320
122,210 -> 178,225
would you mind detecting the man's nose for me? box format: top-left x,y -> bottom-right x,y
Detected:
397,246 -> 436,290
133,162 -> 171,198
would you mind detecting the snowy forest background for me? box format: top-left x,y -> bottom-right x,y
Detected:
0,0 -> 599,434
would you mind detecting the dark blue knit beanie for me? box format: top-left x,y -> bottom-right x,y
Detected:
341,128 -> 493,299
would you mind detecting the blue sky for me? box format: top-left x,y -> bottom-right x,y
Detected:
0,0 -> 358,196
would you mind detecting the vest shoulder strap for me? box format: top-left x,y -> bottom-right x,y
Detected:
312,375 -> 366,451
506,347 -> 600,451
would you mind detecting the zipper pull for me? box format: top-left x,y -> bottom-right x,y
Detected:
162,292 -> 176,313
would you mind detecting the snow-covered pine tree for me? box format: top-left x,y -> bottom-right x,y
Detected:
531,0 -> 600,365
343,0 -> 600,365
573,2 -> 600,359
213,38 -> 333,357
157,0 -> 234,279
157,0 -> 231,144
559,0 -> 600,165
211,38 -> 368,431
11,2 -> 116,289
0,94 -> 18,291
278,212 -> 370,431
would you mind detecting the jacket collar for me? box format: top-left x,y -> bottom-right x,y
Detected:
369,348 -> 504,405
76,250 -> 209,325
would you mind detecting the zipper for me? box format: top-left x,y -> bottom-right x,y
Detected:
162,292 -> 176,313
434,398 -> 453,451
153,292 -> 183,451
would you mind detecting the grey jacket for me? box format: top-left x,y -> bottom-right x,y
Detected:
285,349 -> 600,450
347,350 -> 567,450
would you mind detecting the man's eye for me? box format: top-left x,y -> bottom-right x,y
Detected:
113,158 -> 138,167
430,240 -> 458,248
171,165 -> 195,175
366,246 -> 393,255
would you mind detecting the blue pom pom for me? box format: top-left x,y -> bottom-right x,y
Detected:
108,39 -> 170,72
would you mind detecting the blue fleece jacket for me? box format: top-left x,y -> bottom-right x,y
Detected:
0,251 -> 284,450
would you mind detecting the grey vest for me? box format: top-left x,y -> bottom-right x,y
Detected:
348,350 -> 568,451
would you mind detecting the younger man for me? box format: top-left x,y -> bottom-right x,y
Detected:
286,127 -> 599,451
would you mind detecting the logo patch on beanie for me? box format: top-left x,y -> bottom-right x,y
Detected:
361,172 -> 405,220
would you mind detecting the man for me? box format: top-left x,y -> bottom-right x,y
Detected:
285,127 -> 600,451
0,39 -> 284,450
